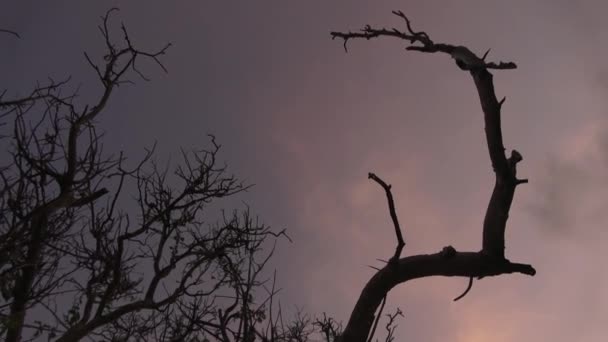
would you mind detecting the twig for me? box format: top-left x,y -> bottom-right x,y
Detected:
383,307 -> 403,342
366,295 -> 386,342
453,276 -> 473,301
0,29 -> 21,39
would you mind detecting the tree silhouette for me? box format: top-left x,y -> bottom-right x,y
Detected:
331,10 -> 536,342
1,8 -> 538,342
0,9 -> 291,342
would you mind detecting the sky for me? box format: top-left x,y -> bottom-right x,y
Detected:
2,1 -> 608,341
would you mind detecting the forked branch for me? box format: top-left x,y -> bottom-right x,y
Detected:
332,10 -> 535,342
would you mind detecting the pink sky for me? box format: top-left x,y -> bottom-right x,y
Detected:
2,1 -> 607,340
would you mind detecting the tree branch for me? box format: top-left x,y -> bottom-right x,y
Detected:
332,11 -> 535,342
331,10 -> 516,71
1,8 -> 171,342
0,29 -> 20,39
341,249 -> 535,341
453,276 -> 473,301
368,173 -> 405,263
366,295 -> 386,342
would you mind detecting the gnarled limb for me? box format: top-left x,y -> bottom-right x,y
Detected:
332,11 -> 535,342
341,250 -> 535,341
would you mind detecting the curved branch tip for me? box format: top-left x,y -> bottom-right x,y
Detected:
453,276 -> 474,301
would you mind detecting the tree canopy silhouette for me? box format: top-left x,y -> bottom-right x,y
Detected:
0,8 -> 537,342
0,9 -> 292,342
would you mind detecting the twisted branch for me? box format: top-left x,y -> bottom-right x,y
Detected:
332,11 -> 535,342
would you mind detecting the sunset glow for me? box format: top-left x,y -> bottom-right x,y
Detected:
2,1 -> 607,340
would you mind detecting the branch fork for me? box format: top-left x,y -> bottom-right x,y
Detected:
333,10 -> 535,342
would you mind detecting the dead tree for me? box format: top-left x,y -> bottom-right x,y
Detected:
331,11 -> 536,342
0,9 -> 288,342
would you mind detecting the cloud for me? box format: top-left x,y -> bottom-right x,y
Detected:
526,119 -> 608,238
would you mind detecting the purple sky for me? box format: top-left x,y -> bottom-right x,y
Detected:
2,1 -> 607,340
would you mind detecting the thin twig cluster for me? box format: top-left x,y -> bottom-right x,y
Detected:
0,8 -> 310,342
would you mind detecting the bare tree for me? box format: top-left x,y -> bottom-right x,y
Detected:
330,11 -> 537,342
0,8 -> 294,342
2,7 -> 539,342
